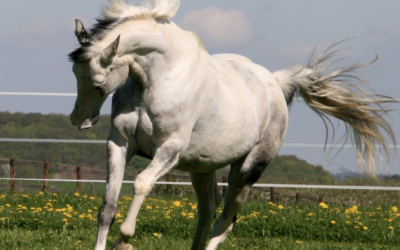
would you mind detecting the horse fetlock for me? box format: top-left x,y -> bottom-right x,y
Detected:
120,222 -> 136,239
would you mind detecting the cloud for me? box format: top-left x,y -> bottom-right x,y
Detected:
178,6 -> 255,49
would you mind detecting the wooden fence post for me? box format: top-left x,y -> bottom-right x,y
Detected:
319,194 -> 323,203
270,187 -> 275,203
222,176 -> 227,197
166,172 -> 171,195
295,191 -> 300,203
43,160 -> 49,192
10,157 -> 15,193
76,166 -> 81,192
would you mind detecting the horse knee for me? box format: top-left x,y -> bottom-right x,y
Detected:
134,173 -> 154,196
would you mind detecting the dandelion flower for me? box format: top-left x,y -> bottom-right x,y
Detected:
330,220 -> 336,224
389,226 -> 394,230
391,206 -> 398,213
319,202 -> 328,209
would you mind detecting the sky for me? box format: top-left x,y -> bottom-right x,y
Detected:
0,0 -> 399,174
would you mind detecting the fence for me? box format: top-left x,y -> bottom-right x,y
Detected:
1,157 -> 400,205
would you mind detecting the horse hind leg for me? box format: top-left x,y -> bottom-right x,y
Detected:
190,171 -> 222,250
205,140 -> 281,250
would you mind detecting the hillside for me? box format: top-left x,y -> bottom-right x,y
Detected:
0,111 -> 335,184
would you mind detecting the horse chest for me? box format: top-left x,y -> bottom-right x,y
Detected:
133,107 -> 182,155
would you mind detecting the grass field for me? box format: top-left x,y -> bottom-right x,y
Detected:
0,191 -> 399,250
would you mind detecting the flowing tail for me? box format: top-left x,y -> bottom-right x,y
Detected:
273,44 -> 399,177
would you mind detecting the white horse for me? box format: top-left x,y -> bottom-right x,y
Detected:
69,1 -> 397,249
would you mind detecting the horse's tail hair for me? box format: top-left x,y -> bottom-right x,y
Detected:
273,43 -> 399,178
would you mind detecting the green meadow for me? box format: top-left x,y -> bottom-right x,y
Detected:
1,191 -> 399,250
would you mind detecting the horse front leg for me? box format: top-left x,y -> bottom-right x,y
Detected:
95,139 -> 129,250
112,139 -> 182,250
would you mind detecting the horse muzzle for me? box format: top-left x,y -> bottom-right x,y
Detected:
70,113 -> 100,130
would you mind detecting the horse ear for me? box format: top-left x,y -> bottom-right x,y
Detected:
101,35 -> 120,64
75,19 -> 90,44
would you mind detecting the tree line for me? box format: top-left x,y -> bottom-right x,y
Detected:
0,111 -> 335,184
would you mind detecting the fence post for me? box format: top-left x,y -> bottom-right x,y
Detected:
166,172 -> 171,195
222,176 -> 227,197
319,194 -> 323,203
10,157 -> 15,193
295,191 -> 300,203
76,166 -> 81,192
270,187 -> 275,203
43,160 -> 49,192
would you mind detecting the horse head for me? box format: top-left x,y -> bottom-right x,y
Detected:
69,20 -> 131,130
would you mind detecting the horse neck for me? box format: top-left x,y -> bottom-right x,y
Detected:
125,20 -> 209,96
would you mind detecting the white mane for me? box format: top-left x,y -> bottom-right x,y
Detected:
101,0 -> 180,20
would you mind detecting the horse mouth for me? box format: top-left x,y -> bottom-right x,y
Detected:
71,115 -> 100,130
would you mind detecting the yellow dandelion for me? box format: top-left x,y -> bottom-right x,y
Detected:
392,206 -> 398,213
153,232 -> 159,237
330,220 -> 336,224
173,201 -> 181,207
74,192 -> 80,196
389,226 -> 394,230
319,202 -> 328,209
363,226 -> 368,230
276,239 -> 281,242
278,205 -> 284,209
